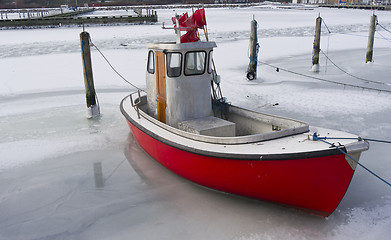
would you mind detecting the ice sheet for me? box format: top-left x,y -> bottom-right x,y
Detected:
1,5 -> 391,240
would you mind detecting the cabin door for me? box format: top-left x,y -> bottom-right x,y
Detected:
155,51 -> 166,123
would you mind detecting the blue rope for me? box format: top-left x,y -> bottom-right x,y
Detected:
312,133 -> 391,187
364,138 -> 391,144
313,134 -> 391,144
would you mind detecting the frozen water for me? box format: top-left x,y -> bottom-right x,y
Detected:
1,5 -> 391,240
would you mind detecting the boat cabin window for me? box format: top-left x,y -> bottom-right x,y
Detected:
184,51 -> 206,76
147,51 -> 155,74
166,52 -> 182,77
208,50 -> 213,74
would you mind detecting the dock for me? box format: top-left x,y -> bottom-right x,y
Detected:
0,8 -> 157,28
320,4 -> 391,11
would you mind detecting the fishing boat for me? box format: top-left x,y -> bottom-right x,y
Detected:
120,9 -> 369,217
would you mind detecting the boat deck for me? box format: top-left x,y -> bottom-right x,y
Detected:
121,95 -> 367,160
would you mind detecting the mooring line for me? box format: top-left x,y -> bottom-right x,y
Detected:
377,22 -> 391,35
312,134 -> 391,187
376,30 -> 391,43
315,136 -> 391,144
259,60 -> 391,94
89,38 -> 145,92
320,50 -> 390,86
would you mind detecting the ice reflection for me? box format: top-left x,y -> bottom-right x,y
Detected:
93,162 -> 104,188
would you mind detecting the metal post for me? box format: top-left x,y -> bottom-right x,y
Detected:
175,15 -> 181,44
311,15 -> 322,72
80,31 -> 100,118
366,14 -> 377,63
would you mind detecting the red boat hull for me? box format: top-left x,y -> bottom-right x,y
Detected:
126,121 -> 355,217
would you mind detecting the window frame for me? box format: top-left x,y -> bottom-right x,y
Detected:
147,50 -> 155,74
208,50 -> 213,74
166,52 -> 183,78
184,50 -> 207,76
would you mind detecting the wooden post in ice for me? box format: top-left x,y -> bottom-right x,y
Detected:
366,14 -> 377,63
311,15 -> 322,72
247,16 -> 259,80
80,31 -> 100,118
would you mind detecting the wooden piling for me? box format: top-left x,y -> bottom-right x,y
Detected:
312,15 -> 322,72
247,17 -> 259,80
366,14 -> 377,63
80,31 -> 100,118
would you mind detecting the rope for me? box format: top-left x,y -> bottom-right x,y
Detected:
321,19 -> 331,34
335,32 -> 369,38
320,50 -> 390,86
311,18 -> 391,89
315,136 -> 391,144
321,139 -> 391,187
319,20 -> 389,85
312,135 -> 391,187
259,60 -> 391,94
377,23 -> 391,34
376,30 -> 391,43
89,39 -> 145,92
321,19 -> 332,73
104,158 -> 127,184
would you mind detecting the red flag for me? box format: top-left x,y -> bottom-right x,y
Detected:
172,9 -> 207,43
172,13 -> 196,30
180,28 -> 199,43
182,14 -> 195,29
178,13 -> 189,27
172,13 -> 188,27
193,8 -> 206,28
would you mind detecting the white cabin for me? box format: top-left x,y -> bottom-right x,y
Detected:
144,41 -> 237,137
145,42 -> 214,125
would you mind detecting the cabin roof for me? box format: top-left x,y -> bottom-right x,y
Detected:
147,41 -> 217,51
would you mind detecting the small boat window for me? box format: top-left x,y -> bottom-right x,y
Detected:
184,51 -> 206,76
166,52 -> 182,77
147,50 -> 155,74
208,50 -> 213,74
